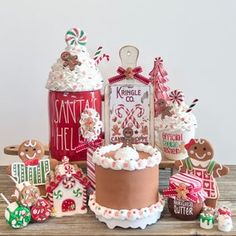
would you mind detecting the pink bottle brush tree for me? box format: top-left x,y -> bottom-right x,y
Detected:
149,57 -> 170,117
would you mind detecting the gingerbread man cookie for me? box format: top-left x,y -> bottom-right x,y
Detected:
174,138 -> 229,208
122,127 -> 134,147
7,139 -> 58,196
157,99 -> 173,119
61,51 -> 81,71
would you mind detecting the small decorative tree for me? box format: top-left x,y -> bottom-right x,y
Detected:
149,57 -> 170,117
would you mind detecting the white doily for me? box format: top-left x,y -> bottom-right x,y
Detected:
79,108 -> 103,142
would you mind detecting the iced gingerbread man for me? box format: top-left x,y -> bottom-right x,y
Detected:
174,138 -> 229,208
7,139 -> 58,196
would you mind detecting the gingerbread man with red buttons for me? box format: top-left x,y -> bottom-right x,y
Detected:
174,138 -> 229,208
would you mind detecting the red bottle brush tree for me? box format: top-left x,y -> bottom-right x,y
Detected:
149,57 -> 170,117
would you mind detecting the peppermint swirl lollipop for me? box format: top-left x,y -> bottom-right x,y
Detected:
65,28 -> 87,46
5,202 -> 31,229
31,198 -> 51,222
169,90 -> 185,106
19,184 -> 40,208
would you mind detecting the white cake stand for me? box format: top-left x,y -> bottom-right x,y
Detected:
96,211 -> 163,229
89,192 -> 165,229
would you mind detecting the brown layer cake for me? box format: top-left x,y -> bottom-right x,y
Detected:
89,143 -> 164,229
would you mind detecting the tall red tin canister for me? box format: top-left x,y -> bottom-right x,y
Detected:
46,27 -> 105,161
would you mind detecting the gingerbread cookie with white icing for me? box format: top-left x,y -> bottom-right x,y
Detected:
7,139 -> 58,196
174,138 -> 229,208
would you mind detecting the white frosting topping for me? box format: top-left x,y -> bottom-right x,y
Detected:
155,102 -> 197,132
114,146 -> 139,161
46,45 -> 103,92
92,143 -> 162,171
89,192 -> 164,221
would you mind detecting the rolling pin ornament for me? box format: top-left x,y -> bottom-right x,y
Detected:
1,193 -> 31,229
174,138 -> 229,208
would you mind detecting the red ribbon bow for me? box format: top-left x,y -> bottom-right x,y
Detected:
108,66 -> 150,85
163,182 -> 201,203
24,159 -> 39,166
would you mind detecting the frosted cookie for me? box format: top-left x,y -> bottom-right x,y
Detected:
175,138 -> 230,208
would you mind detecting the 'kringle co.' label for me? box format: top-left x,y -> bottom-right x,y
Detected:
105,84 -> 154,145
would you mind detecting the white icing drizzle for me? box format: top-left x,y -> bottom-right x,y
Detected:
155,102 -> 197,132
92,143 -> 162,171
46,45 -> 103,92
216,164 -> 223,177
89,192 -> 164,221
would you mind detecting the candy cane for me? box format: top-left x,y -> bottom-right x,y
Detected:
65,28 -> 87,46
95,53 -> 109,66
62,176 -> 76,189
122,104 -> 144,128
186,99 -> 199,113
93,46 -> 103,60
115,104 -> 144,129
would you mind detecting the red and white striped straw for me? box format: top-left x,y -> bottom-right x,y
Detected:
186,99 -> 199,113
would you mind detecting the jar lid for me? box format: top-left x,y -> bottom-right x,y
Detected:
163,172 -> 207,202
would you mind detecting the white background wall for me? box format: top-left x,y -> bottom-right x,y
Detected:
0,0 -> 236,164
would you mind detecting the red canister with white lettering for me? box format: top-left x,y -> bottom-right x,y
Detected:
46,27 -> 108,161
48,90 -> 102,161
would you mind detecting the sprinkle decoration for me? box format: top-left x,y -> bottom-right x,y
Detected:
186,99 -> 199,113
95,53 -> 110,66
65,28 -> 87,46
93,46 -> 103,60
169,90 -> 185,106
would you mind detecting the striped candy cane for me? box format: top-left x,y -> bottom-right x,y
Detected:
186,99 -> 199,113
95,53 -> 109,66
93,46 -> 103,60
115,104 -> 144,129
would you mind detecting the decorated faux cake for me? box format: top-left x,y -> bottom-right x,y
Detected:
89,143 -> 164,229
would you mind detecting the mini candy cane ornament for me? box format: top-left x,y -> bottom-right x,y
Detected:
93,46 -> 103,60
95,53 -> 110,66
31,198 -> 51,222
186,99 -> 199,113
169,90 -> 185,106
1,193 -> 31,229
65,28 -> 87,46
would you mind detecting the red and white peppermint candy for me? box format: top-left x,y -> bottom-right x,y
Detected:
169,90 -> 185,105
31,198 -> 51,222
62,176 -> 76,189
65,28 -> 87,46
